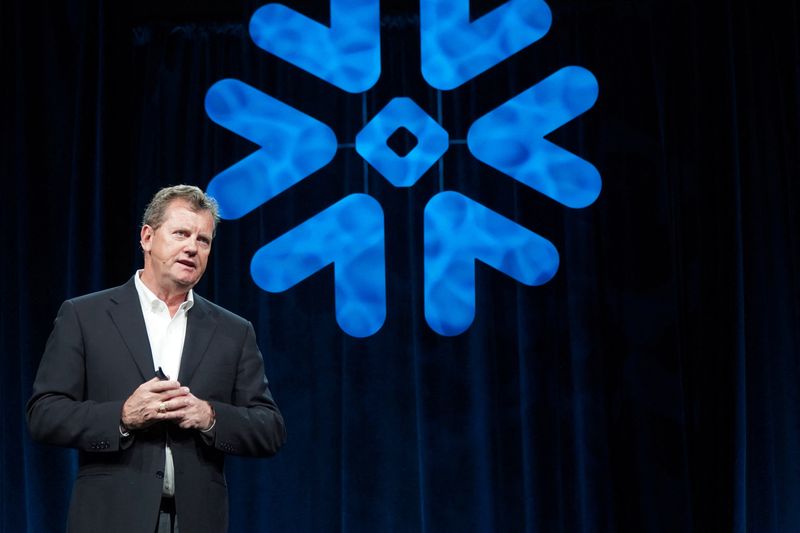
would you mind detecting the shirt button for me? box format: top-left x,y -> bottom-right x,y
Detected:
156,471 -> 164,479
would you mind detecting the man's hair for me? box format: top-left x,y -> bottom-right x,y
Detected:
142,184 -> 220,234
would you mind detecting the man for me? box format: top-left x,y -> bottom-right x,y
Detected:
27,185 -> 286,533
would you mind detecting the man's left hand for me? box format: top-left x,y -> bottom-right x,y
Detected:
167,390 -> 215,431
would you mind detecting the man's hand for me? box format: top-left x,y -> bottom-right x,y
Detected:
121,378 -> 189,431
168,392 -> 215,431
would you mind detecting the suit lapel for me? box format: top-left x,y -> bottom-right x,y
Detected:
107,277 -> 155,382
178,296 -> 217,386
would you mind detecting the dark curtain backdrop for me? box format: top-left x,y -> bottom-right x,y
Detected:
3,0 -> 799,531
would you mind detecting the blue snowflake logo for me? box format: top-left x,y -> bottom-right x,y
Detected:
205,0 -> 600,337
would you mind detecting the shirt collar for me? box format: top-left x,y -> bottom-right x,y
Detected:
134,270 -> 194,313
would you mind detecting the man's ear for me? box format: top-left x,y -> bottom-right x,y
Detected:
140,225 -> 153,252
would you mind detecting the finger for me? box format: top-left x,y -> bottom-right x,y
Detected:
157,387 -> 191,400
155,397 -> 188,414
147,379 -> 182,393
163,396 -> 194,412
157,410 -> 185,421
135,377 -> 161,393
168,407 -> 192,420
176,413 -> 204,429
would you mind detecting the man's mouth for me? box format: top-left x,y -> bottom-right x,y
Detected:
177,259 -> 196,269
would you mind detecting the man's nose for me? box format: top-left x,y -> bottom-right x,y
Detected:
184,238 -> 198,254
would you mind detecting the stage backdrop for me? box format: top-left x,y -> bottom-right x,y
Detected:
3,1 -> 799,532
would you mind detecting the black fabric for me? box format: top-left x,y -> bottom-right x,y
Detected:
157,498 -> 178,533
3,1 -> 799,532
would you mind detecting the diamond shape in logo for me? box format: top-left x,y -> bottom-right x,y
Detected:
356,97 -> 449,187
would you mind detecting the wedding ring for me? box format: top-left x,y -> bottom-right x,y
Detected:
158,402 -> 167,413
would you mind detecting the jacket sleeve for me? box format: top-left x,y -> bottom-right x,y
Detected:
205,321 -> 286,457
26,300 -> 126,453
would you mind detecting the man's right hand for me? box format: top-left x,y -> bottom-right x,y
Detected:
120,378 -> 190,431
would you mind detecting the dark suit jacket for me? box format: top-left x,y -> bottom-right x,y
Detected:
27,278 -> 286,533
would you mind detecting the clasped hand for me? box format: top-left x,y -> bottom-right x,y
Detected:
121,377 -> 214,431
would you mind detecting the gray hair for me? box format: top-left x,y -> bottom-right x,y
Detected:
142,185 -> 220,234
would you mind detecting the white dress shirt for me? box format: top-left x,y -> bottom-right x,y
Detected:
134,270 -> 194,496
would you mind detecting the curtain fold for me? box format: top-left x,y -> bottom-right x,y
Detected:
3,1 -> 799,532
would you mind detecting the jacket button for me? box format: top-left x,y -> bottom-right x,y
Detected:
156,471 -> 164,479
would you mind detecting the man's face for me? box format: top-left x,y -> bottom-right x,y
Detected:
140,199 -> 215,293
